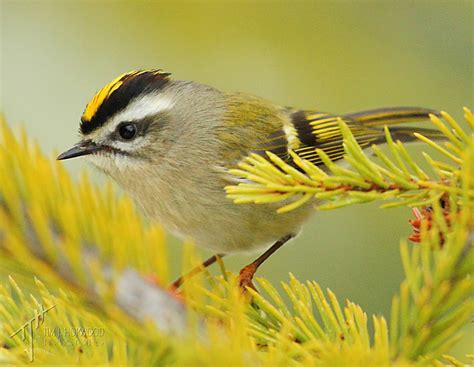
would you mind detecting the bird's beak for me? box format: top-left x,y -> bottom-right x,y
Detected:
57,140 -> 102,160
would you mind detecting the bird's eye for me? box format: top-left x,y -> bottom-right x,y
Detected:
118,123 -> 137,140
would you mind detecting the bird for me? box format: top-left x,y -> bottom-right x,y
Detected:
58,69 -> 442,291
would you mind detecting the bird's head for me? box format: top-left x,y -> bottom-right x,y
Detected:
58,70 -> 177,174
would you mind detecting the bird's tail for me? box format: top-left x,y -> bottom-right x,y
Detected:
345,106 -> 439,127
344,106 -> 444,143
385,126 -> 446,142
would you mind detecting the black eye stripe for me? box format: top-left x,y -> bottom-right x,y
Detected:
109,113 -> 166,143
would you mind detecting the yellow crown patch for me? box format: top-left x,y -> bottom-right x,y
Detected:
81,70 -> 168,123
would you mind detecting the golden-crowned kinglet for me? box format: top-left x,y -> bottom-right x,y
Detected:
58,69 -> 442,290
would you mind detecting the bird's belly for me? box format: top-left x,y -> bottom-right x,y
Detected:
131,183 -> 314,254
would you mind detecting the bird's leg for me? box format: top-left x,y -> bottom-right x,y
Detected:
239,233 -> 295,292
170,253 -> 225,290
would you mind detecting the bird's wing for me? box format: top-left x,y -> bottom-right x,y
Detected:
220,93 -> 409,170
254,110 -> 382,167
223,99 -> 438,171
290,110 -> 382,166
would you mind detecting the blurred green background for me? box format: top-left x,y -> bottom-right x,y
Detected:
1,0 -> 472,357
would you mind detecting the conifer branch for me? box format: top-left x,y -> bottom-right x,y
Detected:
0,118 -> 188,351
225,108 -> 474,212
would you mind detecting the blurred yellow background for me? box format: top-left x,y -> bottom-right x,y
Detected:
1,0 -> 472,357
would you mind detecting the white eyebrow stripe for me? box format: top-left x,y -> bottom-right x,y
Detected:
108,94 -> 174,133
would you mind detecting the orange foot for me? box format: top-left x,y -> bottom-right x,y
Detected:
238,263 -> 258,293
